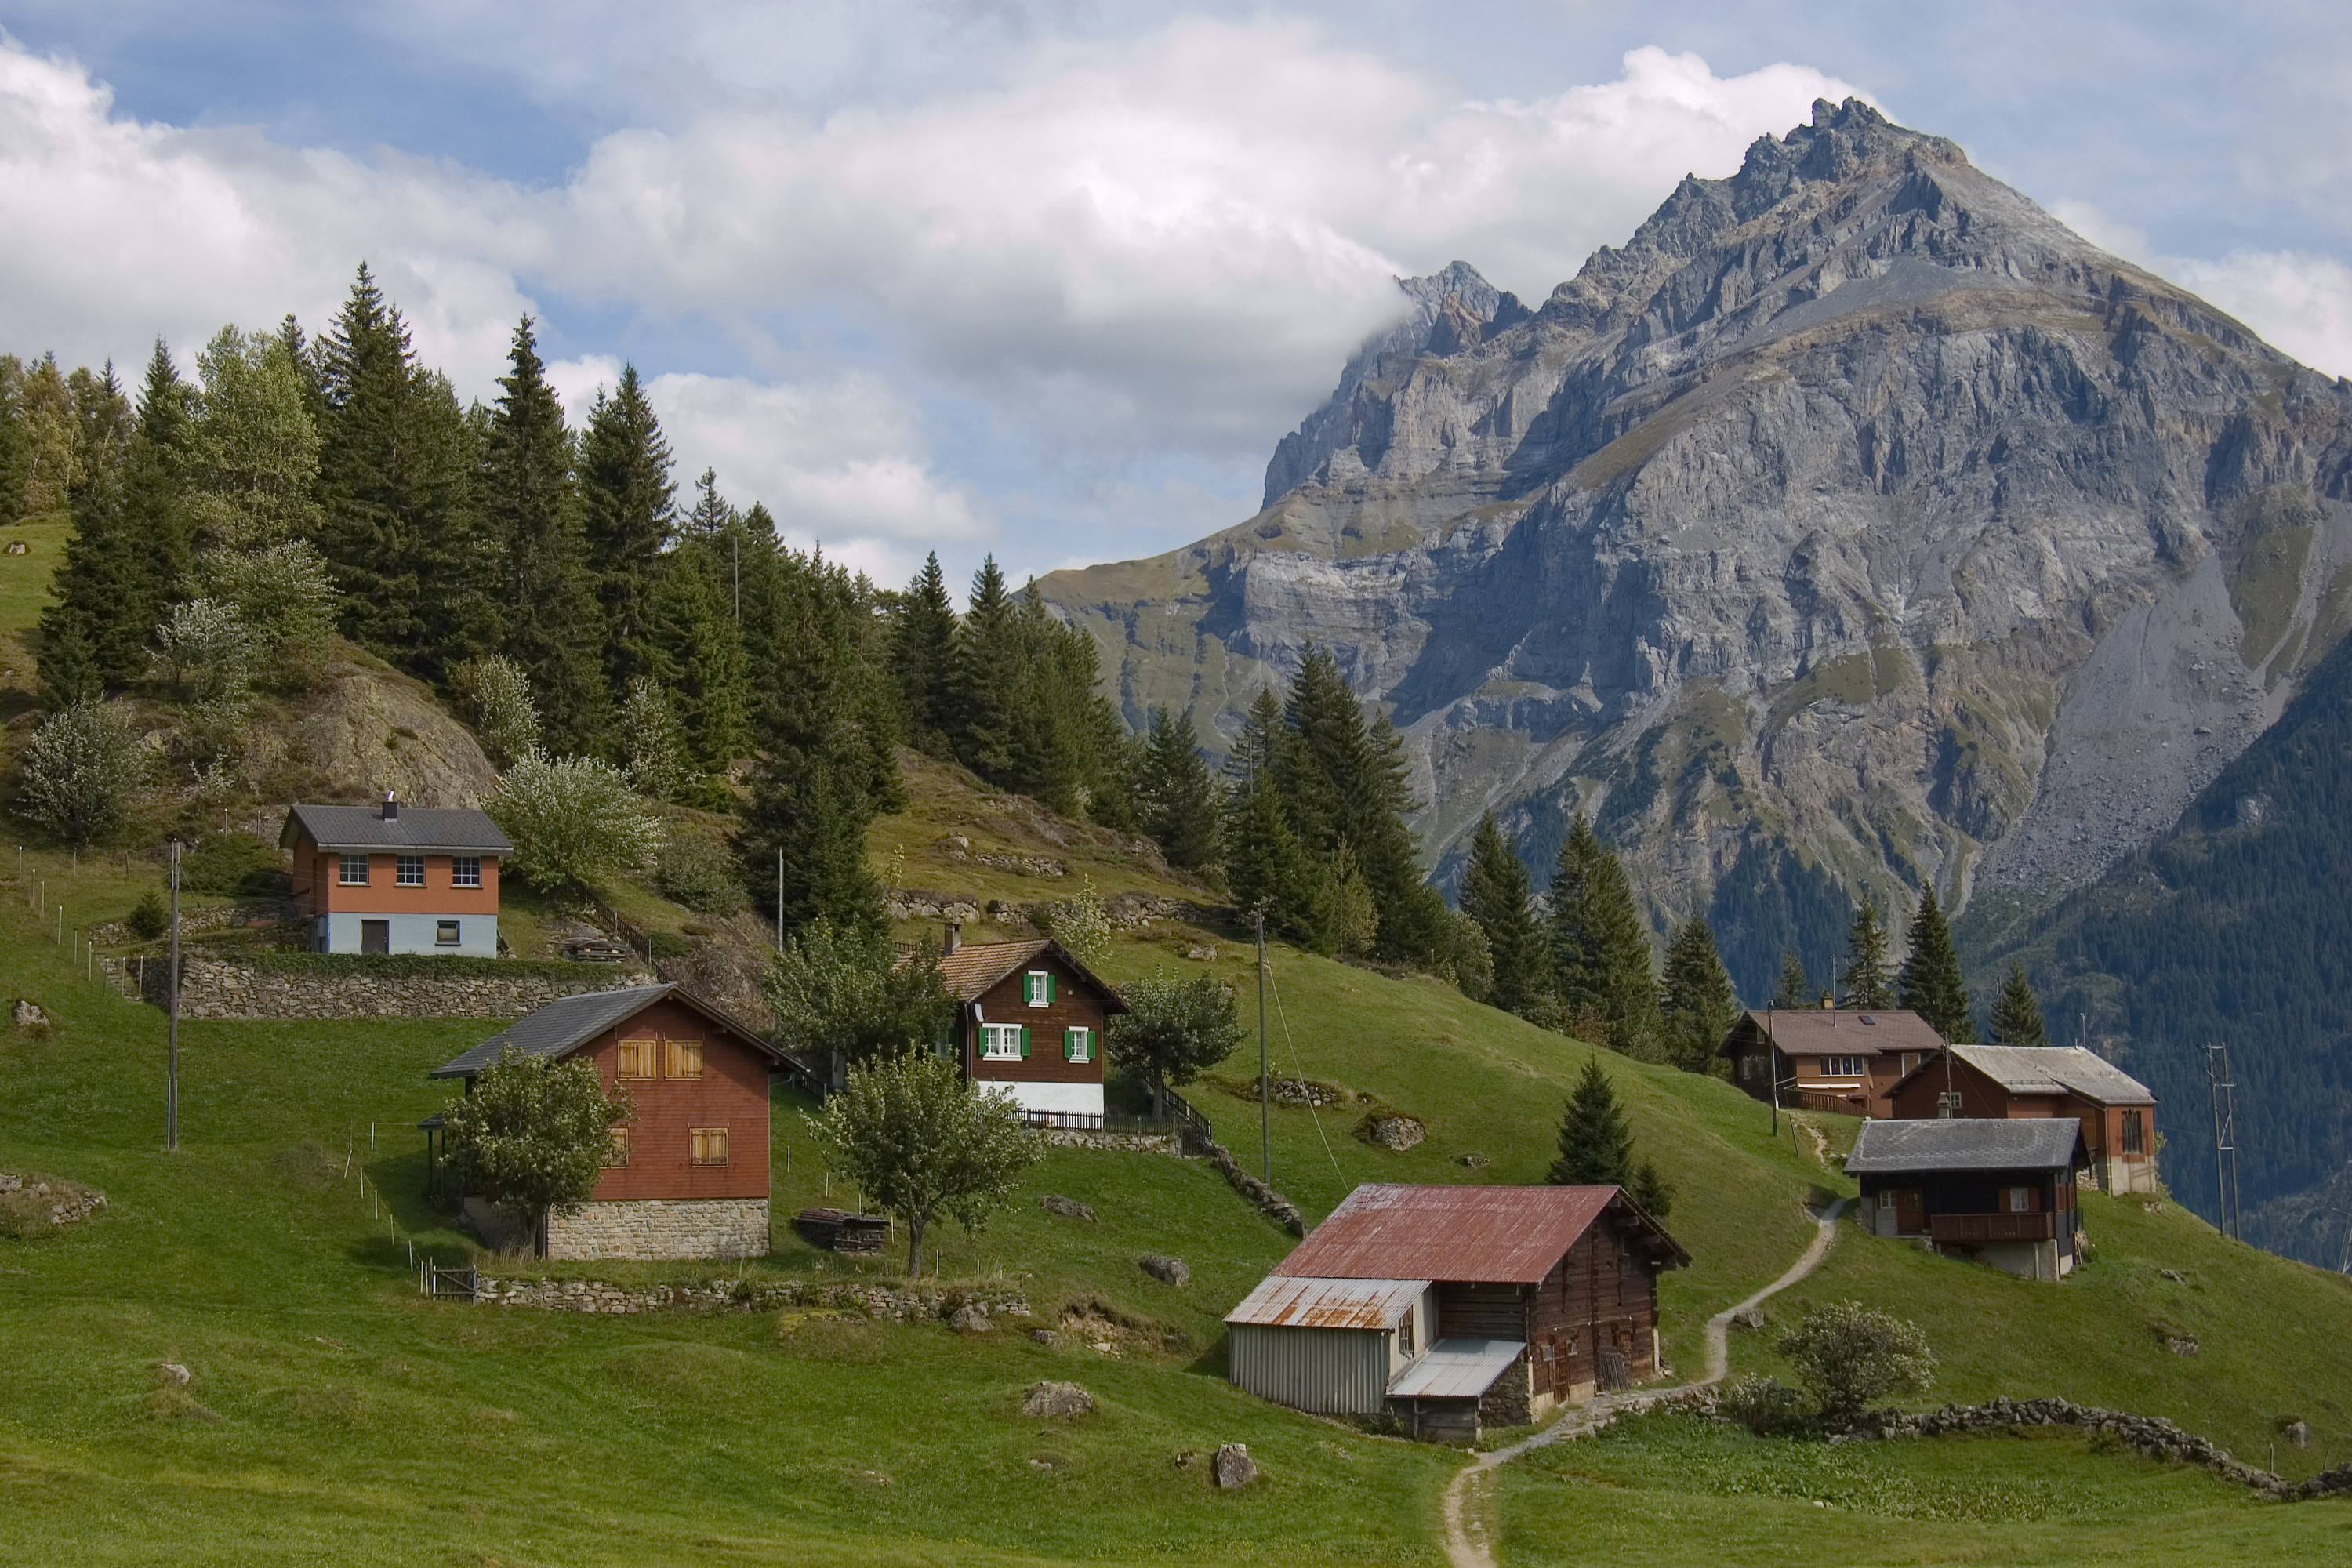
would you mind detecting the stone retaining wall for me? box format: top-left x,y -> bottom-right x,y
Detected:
102,953 -> 649,1021
1044,1129 -> 1178,1154
544,1198 -> 770,1261
471,1274 -> 1035,1323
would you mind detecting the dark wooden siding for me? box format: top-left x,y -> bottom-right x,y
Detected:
578,997 -> 771,1201
966,953 -> 1107,1088
1435,1282 -> 1526,1341
1521,1211 -> 1661,1396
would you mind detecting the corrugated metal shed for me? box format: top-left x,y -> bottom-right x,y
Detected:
1272,1183 -> 1686,1284
1229,1323 -> 1396,1414
1386,1338 -> 1526,1400
1846,1117 -> 2084,1174
1225,1276 -> 1427,1330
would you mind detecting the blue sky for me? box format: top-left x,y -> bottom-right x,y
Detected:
2,1 -> 2347,592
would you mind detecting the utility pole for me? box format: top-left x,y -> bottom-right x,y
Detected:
1257,909 -> 1270,1187
2205,1042 -> 2241,1241
166,838 -> 181,1153
775,848 -> 784,953
1766,1004 -> 1778,1137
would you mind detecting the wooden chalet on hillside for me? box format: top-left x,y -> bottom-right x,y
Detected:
281,797 -> 510,956
1846,1117 -> 2085,1282
937,924 -> 1126,1129
1717,1006 -> 1947,1118
425,985 -> 801,1261
1225,1183 -> 1688,1441
1889,1044 -> 2159,1194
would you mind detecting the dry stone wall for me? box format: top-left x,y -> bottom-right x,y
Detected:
103,953 -> 649,1021
472,1274 -> 1035,1322
544,1198 -> 770,1261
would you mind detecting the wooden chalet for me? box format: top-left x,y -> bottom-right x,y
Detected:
1888,1045 -> 2159,1195
281,797 -> 510,956
937,924 -> 1127,1129
1846,1117 -> 2085,1282
1717,1006 -> 1947,1118
1225,1183 -> 1689,1441
425,984 -> 800,1260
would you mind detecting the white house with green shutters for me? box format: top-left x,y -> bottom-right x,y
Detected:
935,927 -> 1127,1129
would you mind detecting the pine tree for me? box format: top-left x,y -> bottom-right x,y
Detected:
1548,814 -> 1660,1058
1222,688 -> 1329,947
1629,1159 -> 1675,1221
1840,901 -> 1896,1009
649,539 -> 752,771
1658,914 -> 1740,1073
483,318 -> 607,753
1462,811 -> 1555,1024
578,364 -> 676,692
1549,1055 -> 1634,1187
38,347 -> 179,692
1988,963 -> 2049,1048
1135,705 -> 1220,869
950,557 -> 1018,779
1896,887 -> 1976,1041
1772,950 -> 1813,1009
891,551 -> 958,755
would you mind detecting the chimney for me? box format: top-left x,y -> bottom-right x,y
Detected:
944,920 -> 961,955
1820,990 -> 1834,1011
381,791 -> 398,821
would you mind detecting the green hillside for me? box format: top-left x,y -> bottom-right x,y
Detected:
1961,630 -> 2352,1258
7,811 -> 2352,1562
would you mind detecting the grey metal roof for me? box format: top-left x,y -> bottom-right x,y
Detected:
1225,1276 -> 1427,1330
429,984 -> 796,1078
1939,1045 -> 2155,1105
282,802 -> 512,855
1386,1338 -> 1526,1400
1846,1117 -> 2085,1175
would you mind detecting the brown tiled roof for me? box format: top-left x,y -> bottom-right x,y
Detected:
931,938 -> 1127,1012
1719,1007 -> 1946,1058
1272,1183 -> 1686,1285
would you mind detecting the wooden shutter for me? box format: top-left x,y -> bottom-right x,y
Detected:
1063,1027 -> 1080,1062
1047,973 -> 1057,1004
667,1040 -> 703,1079
1019,1025 -> 1031,1059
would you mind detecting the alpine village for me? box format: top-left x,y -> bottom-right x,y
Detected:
9,97 -> 2352,1568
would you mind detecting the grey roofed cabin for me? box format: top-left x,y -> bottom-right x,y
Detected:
1846,1117 -> 2087,1283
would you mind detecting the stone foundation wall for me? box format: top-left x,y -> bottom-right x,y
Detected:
544,1198 -> 771,1261
1477,1351 -> 1534,1428
1044,1129 -> 1178,1154
103,953 -> 648,1021
470,1274 -> 1034,1322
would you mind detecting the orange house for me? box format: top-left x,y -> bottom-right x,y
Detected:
428,984 -> 802,1259
281,797 -> 510,956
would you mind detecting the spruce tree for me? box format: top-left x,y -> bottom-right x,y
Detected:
1136,705 -> 1219,869
1840,900 -> 1896,1009
1988,963 -> 2049,1047
1222,688 -> 1329,947
1462,811 -> 1555,1024
1896,887 -> 1976,1041
891,551 -> 958,755
579,364 -> 676,691
1549,1056 -> 1634,1187
0,354 -> 26,528
483,318 -> 607,753
1629,1159 -> 1675,1221
1773,950 -> 1813,1010
949,557 -> 1018,779
38,346 -> 179,691
1548,814 -> 1660,1058
1658,914 -> 1740,1073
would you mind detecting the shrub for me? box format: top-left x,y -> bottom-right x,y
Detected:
190,540 -> 338,685
1718,1376 -> 1812,1437
657,826 -> 748,916
180,833 -> 286,897
452,656 -> 543,769
765,920 -> 953,1069
621,678 -> 693,804
148,597 -> 253,701
126,891 -> 169,942
1034,874 -> 1111,967
484,750 -> 663,891
1777,1300 -> 1936,1429
18,699 -> 148,847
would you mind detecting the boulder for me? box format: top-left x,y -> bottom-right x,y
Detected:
1185,944 -> 1218,962
2167,1336 -> 2200,1356
1457,1152 -> 1492,1169
1730,1306 -> 1769,1331
1360,1115 -> 1425,1152
155,1363 -> 191,1388
1138,1254 -> 1192,1288
1212,1443 -> 1258,1489
9,999 -> 48,1029
1029,1328 -> 1061,1348
2285,1421 -> 2310,1449
1020,1381 -> 1094,1418
1039,1194 -> 1098,1223
947,1302 -> 991,1334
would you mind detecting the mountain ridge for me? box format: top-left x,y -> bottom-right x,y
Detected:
1041,96 -> 2352,997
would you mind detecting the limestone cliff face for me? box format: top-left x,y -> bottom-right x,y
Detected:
1040,99 -> 2352,993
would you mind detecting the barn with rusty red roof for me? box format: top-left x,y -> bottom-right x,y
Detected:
1225,1183 -> 1687,1440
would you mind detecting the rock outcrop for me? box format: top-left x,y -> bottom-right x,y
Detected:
1041,99 -> 2352,990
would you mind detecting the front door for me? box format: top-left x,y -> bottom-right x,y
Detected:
361,919 -> 390,955
1895,1189 -> 1926,1234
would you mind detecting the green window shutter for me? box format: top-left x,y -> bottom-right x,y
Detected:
1047,974 -> 1058,1004
1063,1027 -> 1078,1062
1020,1025 -> 1031,1059
1022,973 -> 1034,1004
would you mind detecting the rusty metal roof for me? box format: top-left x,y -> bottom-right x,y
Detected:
1720,1007 -> 1948,1058
1271,1183 -> 1686,1285
1225,1276 -> 1426,1330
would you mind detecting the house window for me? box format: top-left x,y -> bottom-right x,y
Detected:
339,854 -> 369,886
982,1023 -> 1026,1061
617,1039 -> 658,1080
602,1130 -> 630,1168
690,1127 -> 728,1166
2121,1109 -> 2146,1155
2007,1187 -> 2034,1214
435,920 -> 462,946
395,855 -> 425,887
666,1040 -> 703,1080
1739,1051 -> 1762,1081
1821,1054 -> 1864,1078
1399,1312 -> 1416,1359
1063,1026 -> 1091,1063
451,857 -> 481,888
1022,971 -> 1056,1007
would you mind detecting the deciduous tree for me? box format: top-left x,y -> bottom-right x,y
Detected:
437,1045 -> 635,1255
485,750 -> 664,891
1108,975 -> 1242,1115
17,699 -> 147,847
1777,1300 -> 1936,1429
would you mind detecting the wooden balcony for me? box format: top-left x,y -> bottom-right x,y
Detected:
1930,1212 -> 2056,1243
